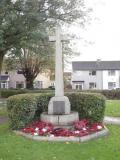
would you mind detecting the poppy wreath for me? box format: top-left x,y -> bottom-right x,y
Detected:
22,119 -> 104,137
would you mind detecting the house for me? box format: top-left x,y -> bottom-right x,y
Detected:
48,72 -> 72,89
0,75 -> 9,89
0,70 -> 72,89
71,60 -> 120,90
0,70 -> 51,89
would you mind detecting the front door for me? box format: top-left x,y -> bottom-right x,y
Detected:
1,82 -> 7,89
76,84 -> 83,90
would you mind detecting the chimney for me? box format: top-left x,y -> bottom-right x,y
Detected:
97,59 -> 101,62
96,59 -> 101,66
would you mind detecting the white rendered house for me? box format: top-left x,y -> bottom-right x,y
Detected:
71,60 -> 120,90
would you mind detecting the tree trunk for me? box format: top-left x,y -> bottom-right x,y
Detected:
23,68 -> 38,89
26,78 -> 34,89
0,51 -> 5,73
0,51 -> 5,92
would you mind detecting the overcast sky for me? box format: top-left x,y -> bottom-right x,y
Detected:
70,0 -> 120,63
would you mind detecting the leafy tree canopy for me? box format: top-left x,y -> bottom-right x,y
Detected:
0,0 -> 88,72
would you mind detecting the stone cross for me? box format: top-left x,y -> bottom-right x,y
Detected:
48,25 -> 71,115
49,26 -> 65,97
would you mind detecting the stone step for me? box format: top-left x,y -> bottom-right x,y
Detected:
54,125 -> 73,129
40,111 -> 79,126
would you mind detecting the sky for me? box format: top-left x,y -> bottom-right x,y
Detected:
70,0 -> 120,63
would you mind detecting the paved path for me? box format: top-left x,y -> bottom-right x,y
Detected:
0,98 -> 7,104
104,116 -> 120,125
0,99 -> 8,125
0,116 -> 8,124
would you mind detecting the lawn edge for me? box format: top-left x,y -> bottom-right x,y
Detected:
13,127 -> 109,143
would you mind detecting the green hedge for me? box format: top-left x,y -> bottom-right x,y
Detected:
0,89 -> 120,99
77,89 -> 120,100
67,93 -> 106,123
1,89 -> 27,98
3,88 -> 120,99
1,89 -> 54,98
7,94 -> 38,129
101,90 -> 120,99
7,92 -> 106,129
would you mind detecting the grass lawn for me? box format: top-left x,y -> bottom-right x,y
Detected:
0,100 -> 120,160
0,123 -> 120,160
105,100 -> 120,117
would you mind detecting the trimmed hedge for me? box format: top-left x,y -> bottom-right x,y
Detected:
77,89 -> 120,100
1,89 -> 27,98
7,94 -> 38,129
7,92 -> 106,129
67,93 -> 106,123
101,90 -> 120,100
1,89 -> 54,98
3,88 -> 120,99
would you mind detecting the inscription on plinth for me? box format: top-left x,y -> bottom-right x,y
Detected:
53,101 -> 65,115
48,96 -> 70,115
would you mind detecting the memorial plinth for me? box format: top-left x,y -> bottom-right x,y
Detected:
48,96 -> 70,115
40,26 -> 79,127
41,111 -> 79,127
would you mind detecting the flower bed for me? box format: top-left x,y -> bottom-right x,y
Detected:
22,119 -> 104,137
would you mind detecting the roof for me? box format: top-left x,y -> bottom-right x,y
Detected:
0,75 -> 9,81
72,61 -> 120,71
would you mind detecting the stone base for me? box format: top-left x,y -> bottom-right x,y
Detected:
14,127 -> 109,142
40,111 -> 79,127
48,96 -> 70,115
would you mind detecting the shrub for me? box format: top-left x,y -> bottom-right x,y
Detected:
67,93 -> 106,123
101,90 -> 120,99
1,89 -> 28,98
77,89 -> 120,100
3,88 -> 120,99
7,92 -> 106,129
35,93 -> 105,123
7,94 -> 38,129
1,89 -> 54,98
34,93 -> 53,119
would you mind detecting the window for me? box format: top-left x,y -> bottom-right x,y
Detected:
16,81 -> 24,89
39,81 -> 43,89
89,71 -> 96,76
51,82 -> 55,87
89,82 -> 96,89
34,81 -> 43,89
108,70 -> 115,76
108,82 -> 116,89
